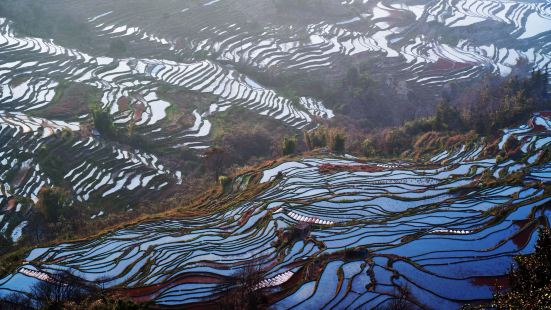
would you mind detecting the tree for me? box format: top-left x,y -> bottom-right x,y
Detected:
281,136 -> 297,156
303,130 -> 313,151
91,105 -> 117,139
218,263 -> 267,310
0,292 -> 33,310
329,130 -> 346,154
362,139 -> 377,157
31,271 -> 97,309
35,187 -> 71,223
493,227 -> 551,309
435,101 -> 463,131
204,147 -> 228,180
1,271 -> 151,310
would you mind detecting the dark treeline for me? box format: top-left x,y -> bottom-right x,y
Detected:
272,70 -> 549,159
463,228 -> 551,309
353,70 -> 550,157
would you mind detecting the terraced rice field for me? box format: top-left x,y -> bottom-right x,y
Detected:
0,113 -> 549,308
1,0 -> 551,240
34,0 -> 551,95
0,110 -> 182,240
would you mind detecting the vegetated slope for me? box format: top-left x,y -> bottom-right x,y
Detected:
0,113 -> 549,308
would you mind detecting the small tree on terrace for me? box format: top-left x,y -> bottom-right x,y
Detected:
218,263 -> 267,310
204,147 -> 228,180
35,186 -> 71,223
281,136 -> 297,156
329,130 -> 346,154
362,138 -> 377,157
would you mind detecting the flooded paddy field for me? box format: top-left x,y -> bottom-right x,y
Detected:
1,0 -> 550,220
0,1 -> 551,307
0,113 -> 549,308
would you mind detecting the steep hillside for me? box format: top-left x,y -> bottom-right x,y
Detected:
0,113 -> 549,308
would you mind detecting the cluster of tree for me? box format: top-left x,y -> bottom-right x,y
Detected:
357,70 -> 549,157
281,136 -> 297,156
304,127 -> 346,154
455,69 -> 548,135
267,70 -> 548,160
218,128 -> 275,165
91,106 -> 119,140
217,264 -> 268,310
35,187 -> 72,223
321,65 -> 417,129
91,106 -> 159,153
23,186 -> 88,246
265,70 -> 544,160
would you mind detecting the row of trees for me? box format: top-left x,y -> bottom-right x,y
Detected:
358,70 -> 550,157
202,127 -> 347,181
0,270 -> 149,310
281,127 -> 346,156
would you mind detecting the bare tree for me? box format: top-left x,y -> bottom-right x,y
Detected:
31,270 -> 98,308
217,263 -> 268,310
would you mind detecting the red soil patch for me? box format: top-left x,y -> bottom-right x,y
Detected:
238,209 -> 254,226
117,96 -> 130,111
471,275 -> 509,289
134,102 -> 146,121
319,164 -> 385,174
511,219 -> 537,249
48,255 -> 71,264
5,197 -> 16,211
528,117 -> 548,132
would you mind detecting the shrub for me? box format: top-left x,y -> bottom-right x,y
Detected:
282,136 -> 297,156
218,175 -> 231,187
362,139 -> 377,157
304,127 -> 328,150
329,130 -> 346,154
35,186 -> 71,223
218,263 -> 267,310
91,105 -> 117,139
